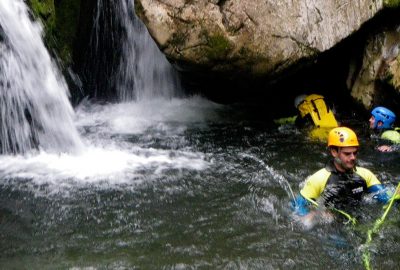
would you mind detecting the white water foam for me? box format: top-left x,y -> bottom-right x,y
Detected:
0,0 -> 219,191
75,96 -> 222,135
0,145 -> 209,190
0,97 -> 223,191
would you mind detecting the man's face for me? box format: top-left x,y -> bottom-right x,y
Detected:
369,115 -> 383,129
331,146 -> 358,172
369,115 -> 375,129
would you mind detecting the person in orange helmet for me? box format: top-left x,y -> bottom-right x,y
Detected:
291,127 -> 394,226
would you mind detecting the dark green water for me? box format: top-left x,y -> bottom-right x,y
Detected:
0,98 -> 399,270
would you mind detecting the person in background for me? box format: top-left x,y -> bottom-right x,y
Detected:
294,94 -> 338,129
291,127 -> 393,226
274,93 -> 339,141
369,106 -> 400,152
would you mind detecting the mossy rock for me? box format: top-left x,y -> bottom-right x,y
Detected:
388,56 -> 400,90
27,0 -> 57,58
384,0 -> 400,8
28,0 -> 81,65
204,33 -> 232,61
170,32 -> 187,48
134,1 -> 146,24
28,0 -> 56,30
54,0 -> 81,65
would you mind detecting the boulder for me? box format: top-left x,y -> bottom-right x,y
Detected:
136,0 -> 384,78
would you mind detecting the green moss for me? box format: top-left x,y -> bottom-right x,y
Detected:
204,33 -> 232,61
28,0 -> 57,60
28,0 -> 56,31
384,0 -> 400,8
28,0 -> 81,65
170,32 -> 187,48
54,0 -> 81,65
238,47 -> 252,58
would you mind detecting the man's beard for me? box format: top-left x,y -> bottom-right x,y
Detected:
334,157 -> 355,172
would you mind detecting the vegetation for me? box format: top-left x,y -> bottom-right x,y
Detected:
28,0 -> 56,35
384,0 -> 400,8
204,33 -> 232,61
27,0 -> 80,65
53,0 -> 81,65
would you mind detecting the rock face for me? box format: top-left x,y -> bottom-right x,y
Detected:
136,0 -> 384,77
350,26 -> 400,109
25,0 -> 400,109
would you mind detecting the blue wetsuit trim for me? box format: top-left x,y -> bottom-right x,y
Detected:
291,195 -> 310,216
291,185 -> 390,217
368,184 -> 390,204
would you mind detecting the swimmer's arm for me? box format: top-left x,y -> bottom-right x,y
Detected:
367,184 -> 400,204
291,194 -> 312,216
368,184 -> 391,204
291,194 -> 334,226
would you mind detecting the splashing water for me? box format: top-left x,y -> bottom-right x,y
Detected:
0,0 -> 83,154
0,0 -> 210,190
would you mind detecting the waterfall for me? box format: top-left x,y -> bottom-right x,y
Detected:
115,0 -> 182,101
88,0 -> 182,101
0,0 -> 83,154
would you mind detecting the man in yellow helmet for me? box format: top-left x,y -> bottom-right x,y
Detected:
291,127 -> 392,225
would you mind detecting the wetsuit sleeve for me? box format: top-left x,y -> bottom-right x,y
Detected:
291,194 -> 310,216
389,144 -> 400,151
356,167 -> 390,203
355,167 -> 381,187
381,130 -> 400,144
368,184 -> 390,204
300,168 -> 330,201
291,169 -> 330,216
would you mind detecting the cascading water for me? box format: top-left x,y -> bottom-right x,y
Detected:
115,0 -> 182,101
1,1 -> 400,269
0,0 -> 83,154
86,0 -> 182,101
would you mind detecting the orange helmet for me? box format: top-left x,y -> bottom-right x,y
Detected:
327,127 -> 359,147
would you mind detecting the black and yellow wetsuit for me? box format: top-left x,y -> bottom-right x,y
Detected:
292,160 -> 389,216
379,128 -> 400,146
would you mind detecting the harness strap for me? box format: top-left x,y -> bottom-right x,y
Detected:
303,196 -> 357,225
363,182 -> 400,270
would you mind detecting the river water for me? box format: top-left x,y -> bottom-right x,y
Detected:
0,97 -> 400,269
1,0 -> 400,269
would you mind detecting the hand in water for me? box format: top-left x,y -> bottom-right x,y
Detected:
299,210 -> 334,230
377,145 -> 394,152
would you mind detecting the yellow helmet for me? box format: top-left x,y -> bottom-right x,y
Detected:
327,127 -> 359,147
